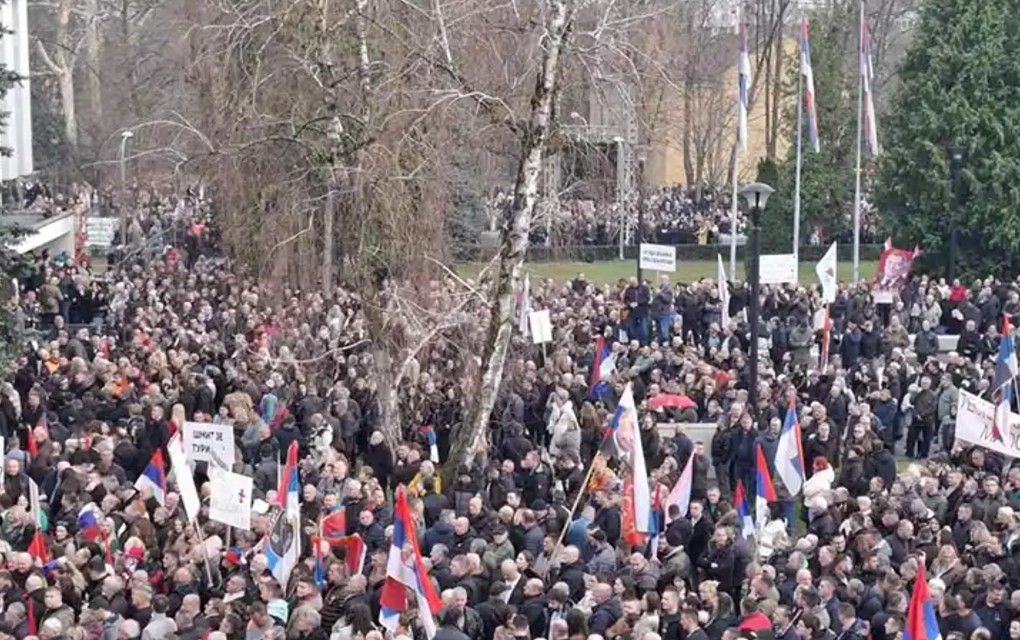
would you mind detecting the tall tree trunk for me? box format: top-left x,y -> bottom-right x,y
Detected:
323,176 -> 335,296
445,0 -> 574,484
59,71 -> 78,149
84,0 -> 103,131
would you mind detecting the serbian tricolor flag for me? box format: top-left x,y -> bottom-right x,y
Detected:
611,384 -> 652,546
664,451 -> 694,524
379,486 -> 442,638
755,444 -> 777,530
591,335 -> 615,385
800,19 -> 820,153
78,506 -> 103,542
419,426 -> 439,463
904,562 -> 942,640
134,450 -> 168,506
734,480 -> 754,540
775,401 -> 806,497
737,19 -> 750,152
277,441 -> 299,506
990,313 -> 1019,443
860,19 -> 879,156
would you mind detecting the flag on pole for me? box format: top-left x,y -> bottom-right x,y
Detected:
591,335 -> 616,385
861,20 -> 879,156
134,450 -> 168,506
903,562 -> 942,640
379,486 -> 442,638
717,254 -> 731,328
664,451 -> 695,524
990,314 -> 1018,444
737,19 -> 751,152
820,308 -> 833,370
27,478 -> 49,562
800,20 -> 820,153
755,444 -> 777,530
815,242 -> 838,304
611,384 -> 652,545
733,480 -> 754,540
775,401 -> 806,496
320,508 -> 348,538
266,442 -> 301,588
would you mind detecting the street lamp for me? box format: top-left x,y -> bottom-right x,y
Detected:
613,135 -> 625,261
119,131 -> 135,185
739,181 -> 774,424
119,131 -> 135,243
948,144 -> 963,282
635,145 -> 648,282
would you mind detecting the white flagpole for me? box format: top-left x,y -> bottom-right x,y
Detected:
793,33 -> 804,280
852,0 -> 865,285
730,147 -> 739,278
730,15 -> 741,278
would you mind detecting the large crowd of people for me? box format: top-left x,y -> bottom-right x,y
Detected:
0,190 -> 1017,640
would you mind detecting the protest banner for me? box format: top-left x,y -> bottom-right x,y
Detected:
168,434 -> 202,521
182,422 -> 235,465
955,389 -> 1020,457
208,468 -> 254,531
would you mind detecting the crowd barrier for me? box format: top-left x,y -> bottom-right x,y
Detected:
454,243 -> 886,263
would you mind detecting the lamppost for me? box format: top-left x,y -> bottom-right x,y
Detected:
119,130 -> 135,244
739,181 -> 774,424
948,144 -> 962,282
119,130 -> 134,185
613,135 -> 625,260
635,145 -> 648,282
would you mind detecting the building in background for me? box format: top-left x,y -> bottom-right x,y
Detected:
0,0 -> 33,184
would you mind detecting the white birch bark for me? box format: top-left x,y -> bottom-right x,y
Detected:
447,0 -> 574,476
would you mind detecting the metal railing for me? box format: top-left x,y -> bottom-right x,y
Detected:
453,243 -> 886,263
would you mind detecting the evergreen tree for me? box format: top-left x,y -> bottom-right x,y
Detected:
0,3 -> 27,368
759,6 -> 860,254
874,0 -> 1020,277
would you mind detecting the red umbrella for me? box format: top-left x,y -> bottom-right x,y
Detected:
646,394 -> 695,411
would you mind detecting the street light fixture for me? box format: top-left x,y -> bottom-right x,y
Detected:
635,145 -> 648,282
119,131 -> 135,185
739,181 -> 774,425
119,131 -> 135,243
613,135 -> 625,261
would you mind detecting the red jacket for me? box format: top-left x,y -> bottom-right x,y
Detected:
739,611 -> 772,632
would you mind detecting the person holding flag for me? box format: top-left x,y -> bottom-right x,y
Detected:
755,444 -> 778,532
989,313 -> 1019,444
903,558 -> 941,640
379,485 -> 442,638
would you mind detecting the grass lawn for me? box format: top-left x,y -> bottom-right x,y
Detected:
456,259 -> 878,285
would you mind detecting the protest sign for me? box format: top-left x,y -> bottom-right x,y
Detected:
209,468 -> 254,531
639,243 -> 677,273
182,422 -> 234,465
955,389 -> 1020,457
168,434 -> 202,521
529,310 -> 553,344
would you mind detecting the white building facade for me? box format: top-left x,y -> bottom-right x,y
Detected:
0,0 -> 33,181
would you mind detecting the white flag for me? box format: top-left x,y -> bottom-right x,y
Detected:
717,254 -> 731,327
168,434 -> 202,522
815,242 -> 838,304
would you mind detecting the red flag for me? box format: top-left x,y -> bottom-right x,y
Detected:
27,530 -> 49,563
25,596 -> 37,636
320,509 -> 347,539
